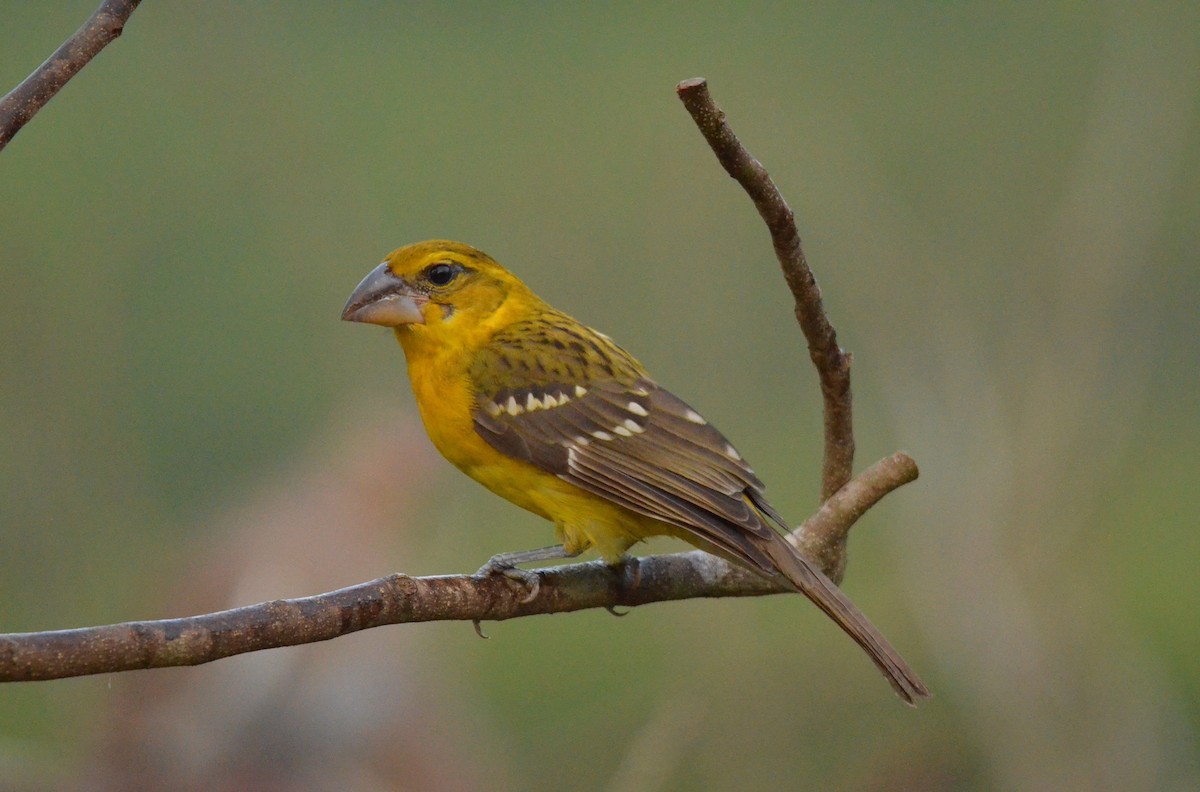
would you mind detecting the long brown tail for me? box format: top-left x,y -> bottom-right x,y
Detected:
760,534 -> 931,705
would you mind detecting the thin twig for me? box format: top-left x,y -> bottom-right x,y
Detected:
0,0 -> 142,152
0,455 -> 915,683
676,78 -> 855,503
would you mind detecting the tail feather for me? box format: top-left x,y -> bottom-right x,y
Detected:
760,535 -> 930,705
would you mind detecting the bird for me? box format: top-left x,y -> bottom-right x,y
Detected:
341,240 -> 929,704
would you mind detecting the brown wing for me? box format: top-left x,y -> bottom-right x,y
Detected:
471,350 -> 788,576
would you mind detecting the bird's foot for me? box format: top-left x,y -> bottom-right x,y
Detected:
610,554 -> 642,589
474,557 -> 544,603
473,545 -> 578,604
602,555 -> 641,617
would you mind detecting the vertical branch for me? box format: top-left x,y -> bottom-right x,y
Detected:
0,0 -> 143,153
675,78 -> 854,503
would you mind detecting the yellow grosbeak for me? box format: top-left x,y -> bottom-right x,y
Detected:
342,240 -> 928,704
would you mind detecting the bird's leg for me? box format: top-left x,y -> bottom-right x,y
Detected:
474,544 -> 579,603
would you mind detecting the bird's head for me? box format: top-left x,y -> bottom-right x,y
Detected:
341,240 -> 537,340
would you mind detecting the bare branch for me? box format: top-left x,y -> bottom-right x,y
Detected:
0,455 -> 915,683
0,0 -> 142,152
1,79 -> 920,686
676,77 -> 854,502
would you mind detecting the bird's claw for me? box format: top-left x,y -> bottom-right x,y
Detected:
602,557 -> 638,617
472,619 -> 488,639
475,559 -> 542,604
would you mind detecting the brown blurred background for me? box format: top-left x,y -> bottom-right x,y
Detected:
1,2 -> 1197,790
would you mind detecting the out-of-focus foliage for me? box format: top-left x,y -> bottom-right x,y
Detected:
1,2 -> 1197,790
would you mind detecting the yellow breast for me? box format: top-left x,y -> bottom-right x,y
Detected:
395,324 -> 652,560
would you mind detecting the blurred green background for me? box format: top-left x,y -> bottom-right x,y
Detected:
2,2 -> 1198,790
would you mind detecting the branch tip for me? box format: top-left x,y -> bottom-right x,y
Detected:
675,77 -> 708,93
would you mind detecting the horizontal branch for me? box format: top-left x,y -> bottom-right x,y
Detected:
0,453 -> 916,683
0,0 -> 142,152
676,78 -> 855,502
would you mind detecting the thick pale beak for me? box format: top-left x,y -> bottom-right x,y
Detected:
341,262 -> 426,326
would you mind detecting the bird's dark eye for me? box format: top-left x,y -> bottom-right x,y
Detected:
426,263 -> 457,287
